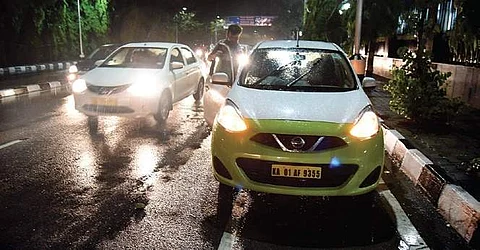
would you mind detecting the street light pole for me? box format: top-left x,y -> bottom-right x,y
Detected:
350,0 -> 365,80
77,0 -> 84,58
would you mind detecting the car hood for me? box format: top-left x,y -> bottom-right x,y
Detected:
82,67 -> 163,87
228,86 -> 372,124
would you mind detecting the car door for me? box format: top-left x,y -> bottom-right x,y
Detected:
180,47 -> 202,96
203,52 -> 234,126
169,47 -> 188,102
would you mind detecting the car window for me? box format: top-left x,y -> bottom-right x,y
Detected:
88,45 -> 118,61
170,48 -> 185,65
100,47 -> 167,69
180,48 -> 197,65
239,48 -> 357,92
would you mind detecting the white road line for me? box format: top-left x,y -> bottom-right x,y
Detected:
379,188 -> 430,250
218,232 -> 236,250
0,140 -> 23,150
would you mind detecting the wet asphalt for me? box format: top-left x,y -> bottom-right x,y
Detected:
0,80 -> 473,249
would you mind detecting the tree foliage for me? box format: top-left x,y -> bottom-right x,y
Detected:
303,0 -> 347,45
447,0 -> 480,64
384,50 -> 463,124
0,0 -> 110,65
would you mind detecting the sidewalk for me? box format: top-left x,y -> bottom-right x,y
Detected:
370,74 -> 480,248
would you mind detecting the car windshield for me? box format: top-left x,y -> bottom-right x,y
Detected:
239,48 -> 357,92
99,47 -> 167,69
87,45 -> 118,61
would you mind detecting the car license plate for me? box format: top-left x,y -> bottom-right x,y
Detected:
271,164 -> 321,179
91,97 -> 117,106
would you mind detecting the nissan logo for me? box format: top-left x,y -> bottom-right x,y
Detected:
290,136 -> 306,149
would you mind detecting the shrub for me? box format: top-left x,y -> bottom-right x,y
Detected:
384,50 -> 463,124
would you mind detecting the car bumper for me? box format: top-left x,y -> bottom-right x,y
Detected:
211,119 -> 384,196
73,91 -> 159,118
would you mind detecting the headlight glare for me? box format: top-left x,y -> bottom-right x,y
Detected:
216,104 -> 247,132
69,65 -> 78,73
127,76 -> 159,96
350,109 -> 379,139
72,79 -> 87,93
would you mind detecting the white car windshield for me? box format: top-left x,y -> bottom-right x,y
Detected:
100,47 -> 168,69
239,48 -> 357,92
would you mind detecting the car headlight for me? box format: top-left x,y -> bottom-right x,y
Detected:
215,101 -> 247,132
69,65 -> 78,73
127,76 -> 160,96
237,53 -> 249,67
350,106 -> 380,139
72,79 -> 87,93
67,73 -> 78,82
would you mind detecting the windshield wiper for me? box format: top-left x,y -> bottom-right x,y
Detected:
250,60 -> 300,86
286,58 -> 323,87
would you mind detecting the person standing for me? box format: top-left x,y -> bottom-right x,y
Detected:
207,24 -> 244,80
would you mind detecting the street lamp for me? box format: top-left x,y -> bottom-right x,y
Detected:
350,0 -> 366,80
77,0 -> 84,58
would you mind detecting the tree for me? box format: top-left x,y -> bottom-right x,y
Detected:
342,0 -> 403,76
303,0 -> 348,45
0,0 -> 110,65
447,0 -> 480,64
271,0 -> 304,39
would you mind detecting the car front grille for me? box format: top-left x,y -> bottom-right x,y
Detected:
82,104 -> 134,114
250,133 -> 347,152
87,84 -> 130,95
236,158 -> 358,187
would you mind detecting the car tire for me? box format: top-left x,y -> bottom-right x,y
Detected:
193,78 -> 204,101
216,183 -> 233,223
154,92 -> 171,124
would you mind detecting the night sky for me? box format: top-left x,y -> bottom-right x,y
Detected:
166,0 -> 284,21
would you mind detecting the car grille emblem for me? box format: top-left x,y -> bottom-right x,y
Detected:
290,136 -> 306,149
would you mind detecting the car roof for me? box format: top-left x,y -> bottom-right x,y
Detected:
255,40 -> 340,51
120,42 -> 189,49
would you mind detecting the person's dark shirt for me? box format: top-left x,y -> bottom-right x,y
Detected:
210,39 -> 244,79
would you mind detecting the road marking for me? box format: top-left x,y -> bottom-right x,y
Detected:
218,232 -> 236,250
0,139 -> 23,150
379,186 -> 430,250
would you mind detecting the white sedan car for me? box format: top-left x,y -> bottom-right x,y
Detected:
72,42 -> 206,127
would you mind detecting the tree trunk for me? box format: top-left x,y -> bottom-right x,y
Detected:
366,41 -> 375,77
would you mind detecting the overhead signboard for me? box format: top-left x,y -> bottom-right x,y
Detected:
226,16 -> 276,27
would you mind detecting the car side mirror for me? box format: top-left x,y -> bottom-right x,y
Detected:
362,77 -> 376,89
94,60 -> 105,66
170,61 -> 184,70
211,72 -> 231,86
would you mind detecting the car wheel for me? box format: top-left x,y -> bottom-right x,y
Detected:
193,78 -> 204,101
217,183 -> 234,223
87,116 -> 98,133
154,93 -> 171,124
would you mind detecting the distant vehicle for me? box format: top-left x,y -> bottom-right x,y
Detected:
67,43 -> 121,84
205,40 -> 384,201
71,42 -> 205,129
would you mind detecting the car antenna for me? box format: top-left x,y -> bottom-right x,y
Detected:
295,27 -> 300,47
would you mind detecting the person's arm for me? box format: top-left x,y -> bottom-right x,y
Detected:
207,44 -> 221,61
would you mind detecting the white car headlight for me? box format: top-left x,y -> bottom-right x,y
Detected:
216,102 -> 247,132
237,53 -> 249,67
127,76 -> 160,96
350,106 -> 380,139
69,65 -> 78,73
72,79 -> 87,93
